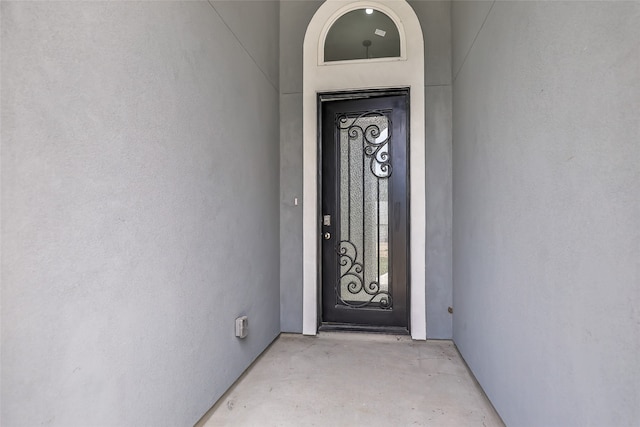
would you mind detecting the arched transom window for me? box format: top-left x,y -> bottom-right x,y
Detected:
323,7 -> 402,63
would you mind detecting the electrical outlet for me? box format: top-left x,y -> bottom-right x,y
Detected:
235,316 -> 248,338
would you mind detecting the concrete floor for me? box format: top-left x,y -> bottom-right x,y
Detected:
198,333 -> 504,426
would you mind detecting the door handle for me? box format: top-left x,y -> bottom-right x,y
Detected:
323,232 -> 331,240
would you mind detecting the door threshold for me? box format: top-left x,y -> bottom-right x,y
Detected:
319,323 -> 409,335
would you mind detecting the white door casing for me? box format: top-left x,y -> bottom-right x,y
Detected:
303,0 -> 426,339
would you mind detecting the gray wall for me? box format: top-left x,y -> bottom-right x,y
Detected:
1,1 -> 280,426
452,2 -> 640,426
279,0 -> 454,338
410,0 -> 453,339
279,0 -> 323,334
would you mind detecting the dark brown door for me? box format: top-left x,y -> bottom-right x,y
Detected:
320,91 -> 409,331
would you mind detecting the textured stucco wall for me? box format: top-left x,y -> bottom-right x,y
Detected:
452,2 -> 640,425
279,0 -> 453,338
279,0 -> 323,334
1,1 -> 280,425
410,0 -> 453,339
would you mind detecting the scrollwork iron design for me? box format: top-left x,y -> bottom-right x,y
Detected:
335,240 -> 392,309
336,111 -> 392,179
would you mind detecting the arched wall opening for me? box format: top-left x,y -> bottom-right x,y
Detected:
302,0 -> 426,340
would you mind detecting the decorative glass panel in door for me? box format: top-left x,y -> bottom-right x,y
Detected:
321,92 -> 408,330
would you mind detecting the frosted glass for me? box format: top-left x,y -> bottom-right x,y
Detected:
337,114 -> 390,306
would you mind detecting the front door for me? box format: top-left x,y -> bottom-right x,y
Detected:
320,91 -> 409,331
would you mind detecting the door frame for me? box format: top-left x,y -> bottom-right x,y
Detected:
319,89 -> 410,331
303,0 -> 426,339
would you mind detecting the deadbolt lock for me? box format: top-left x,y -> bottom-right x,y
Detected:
323,232 -> 331,240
